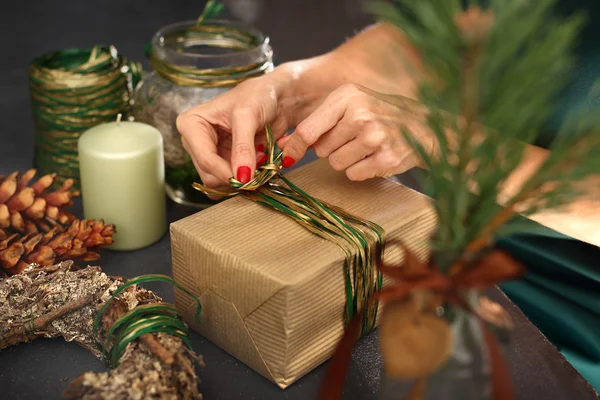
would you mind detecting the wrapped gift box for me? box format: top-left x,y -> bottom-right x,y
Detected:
170,159 -> 436,388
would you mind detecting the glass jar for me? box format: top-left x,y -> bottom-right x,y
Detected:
134,19 -> 273,208
378,294 -> 510,400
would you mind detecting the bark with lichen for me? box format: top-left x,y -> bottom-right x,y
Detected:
0,261 -> 203,399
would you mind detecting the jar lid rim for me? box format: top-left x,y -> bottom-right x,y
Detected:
151,19 -> 270,60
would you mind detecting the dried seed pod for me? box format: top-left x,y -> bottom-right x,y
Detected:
0,219 -> 115,275
0,169 -> 80,235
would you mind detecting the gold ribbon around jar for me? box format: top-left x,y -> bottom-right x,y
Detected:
192,126 -> 385,336
28,45 -> 141,188
145,23 -> 273,88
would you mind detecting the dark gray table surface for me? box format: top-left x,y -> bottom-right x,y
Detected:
0,1 -> 598,399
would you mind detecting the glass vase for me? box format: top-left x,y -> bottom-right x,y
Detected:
134,19 -> 274,208
378,298 -> 507,400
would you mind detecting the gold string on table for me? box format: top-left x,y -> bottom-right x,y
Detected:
192,126 -> 385,336
28,45 -> 142,188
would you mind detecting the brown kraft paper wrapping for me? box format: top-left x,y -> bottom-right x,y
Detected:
170,159 -> 437,388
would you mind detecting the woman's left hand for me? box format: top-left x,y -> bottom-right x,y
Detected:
277,83 -> 433,181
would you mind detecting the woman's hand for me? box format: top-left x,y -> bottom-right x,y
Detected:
176,23 -> 420,189
176,69 -> 292,191
278,83 -> 433,181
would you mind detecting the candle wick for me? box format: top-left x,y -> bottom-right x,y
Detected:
116,113 -> 122,125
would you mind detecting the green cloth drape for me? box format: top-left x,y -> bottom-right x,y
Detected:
497,1 -> 600,389
498,224 -> 600,391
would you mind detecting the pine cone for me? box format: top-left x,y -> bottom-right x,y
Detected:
0,169 -> 80,235
0,219 -> 115,276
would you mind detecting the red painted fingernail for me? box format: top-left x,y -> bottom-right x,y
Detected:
256,153 -> 268,168
282,156 -> 296,168
256,144 -> 265,153
237,166 -> 251,184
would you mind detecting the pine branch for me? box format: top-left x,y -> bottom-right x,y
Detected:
368,0 -> 600,269
197,0 -> 225,25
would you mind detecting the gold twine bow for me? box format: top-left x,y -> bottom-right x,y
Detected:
192,126 -> 385,334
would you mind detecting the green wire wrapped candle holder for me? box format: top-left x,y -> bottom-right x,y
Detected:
28,45 -> 142,188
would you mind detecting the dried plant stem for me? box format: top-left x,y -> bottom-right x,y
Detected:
452,174 -> 546,275
1,292 -> 96,349
140,333 -> 176,365
467,172 -> 547,254
449,203 -> 517,276
0,261 -> 203,400
467,204 -> 517,253
460,42 -> 483,124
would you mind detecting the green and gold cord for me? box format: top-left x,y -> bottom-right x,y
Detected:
145,0 -> 271,88
193,126 -> 385,336
94,274 -> 202,368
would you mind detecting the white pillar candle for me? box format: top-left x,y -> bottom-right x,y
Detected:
78,116 -> 167,251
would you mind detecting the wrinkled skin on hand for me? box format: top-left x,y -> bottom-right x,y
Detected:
278,83 -> 433,181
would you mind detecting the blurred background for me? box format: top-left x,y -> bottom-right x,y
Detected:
3,0 -> 600,174
0,0 -> 373,176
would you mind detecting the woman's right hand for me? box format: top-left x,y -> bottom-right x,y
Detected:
176,65 -> 297,190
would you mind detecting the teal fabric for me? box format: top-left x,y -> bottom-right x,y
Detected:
497,224 -> 600,391
540,0 -> 600,146
498,1 -> 600,390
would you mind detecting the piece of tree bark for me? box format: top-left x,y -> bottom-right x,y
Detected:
0,261 -> 203,399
